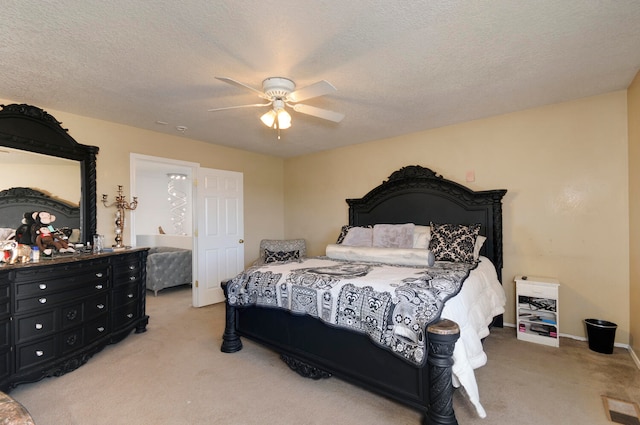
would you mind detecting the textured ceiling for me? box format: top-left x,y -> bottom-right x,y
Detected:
1,1 -> 640,158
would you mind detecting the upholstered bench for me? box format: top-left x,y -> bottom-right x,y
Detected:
146,246 -> 192,296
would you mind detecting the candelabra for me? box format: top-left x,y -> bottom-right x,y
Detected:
102,185 -> 138,248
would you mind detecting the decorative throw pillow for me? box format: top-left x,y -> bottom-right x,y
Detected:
372,223 -> 415,248
264,249 -> 300,263
341,226 -> 373,247
428,223 -> 481,263
336,225 -> 353,244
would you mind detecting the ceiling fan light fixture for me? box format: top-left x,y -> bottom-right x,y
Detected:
276,109 -> 291,129
260,109 -> 276,127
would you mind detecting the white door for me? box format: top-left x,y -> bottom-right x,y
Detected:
193,168 -> 244,307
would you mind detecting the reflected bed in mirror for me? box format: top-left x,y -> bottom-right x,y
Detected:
0,187 -> 81,244
0,104 -> 99,245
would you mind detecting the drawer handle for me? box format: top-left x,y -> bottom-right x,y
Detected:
35,323 -> 43,330
96,272 -> 104,278
39,283 -> 47,290
39,297 -> 47,304
97,304 -> 105,309
129,276 -> 136,281
129,265 -> 135,270
95,284 -> 104,290
126,313 -> 133,319
97,326 -> 105,332
35,350 -> 44,357
127,293 -> 134,298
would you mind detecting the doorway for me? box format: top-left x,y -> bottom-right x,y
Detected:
129,153 -> 245,307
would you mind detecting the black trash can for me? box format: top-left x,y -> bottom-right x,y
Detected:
584,319 -> 617,354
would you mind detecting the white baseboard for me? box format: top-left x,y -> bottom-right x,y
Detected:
630,347 -> 640,370
502,321 -> 640,370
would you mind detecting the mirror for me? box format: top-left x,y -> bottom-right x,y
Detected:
0,104 -> 98,245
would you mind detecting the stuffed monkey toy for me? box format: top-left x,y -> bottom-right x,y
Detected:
33,211 -> 75,255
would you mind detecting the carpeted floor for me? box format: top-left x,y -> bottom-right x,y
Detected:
8,286 -> 640,425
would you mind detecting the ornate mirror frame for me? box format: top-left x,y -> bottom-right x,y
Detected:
0,103 -> 99,244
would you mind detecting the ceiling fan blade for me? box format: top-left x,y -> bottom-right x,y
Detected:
292,104 -> 345,123
215,77 -> 268,99
288,80 -> 337,103
208,103 -> 271,112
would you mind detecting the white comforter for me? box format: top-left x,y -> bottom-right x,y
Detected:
441,256 -> 506,418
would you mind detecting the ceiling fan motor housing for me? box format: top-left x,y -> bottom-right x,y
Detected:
262,77 -> 296,99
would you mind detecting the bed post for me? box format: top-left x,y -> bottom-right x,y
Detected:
220,280 -> 243,353
424,319 -> 460,425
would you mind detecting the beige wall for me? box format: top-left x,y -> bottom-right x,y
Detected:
285,91 -> 630,343
629,71 -> 640,359
0,98 -> 286,266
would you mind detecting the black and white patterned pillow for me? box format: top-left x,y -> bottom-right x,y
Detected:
336,225 -> 353,244
264,249 -> 300,263
428,223 -> 481,263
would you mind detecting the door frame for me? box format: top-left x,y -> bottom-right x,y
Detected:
129,153 -> 199,304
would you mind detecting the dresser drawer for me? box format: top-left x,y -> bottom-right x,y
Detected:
0,349 -> 9,379
112,256 -> 143,287
16,310 -> 56,343
16,337 -> 56,371
0,283 -> 9,316
15,269 -> 109,298
113,283 -> 139,306
0,321 -> 9,351
112,303 -> 139,330
85,316 -> 110,345
16,282 -> 110,313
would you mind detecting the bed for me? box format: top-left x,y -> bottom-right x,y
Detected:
220,165 -> 507,425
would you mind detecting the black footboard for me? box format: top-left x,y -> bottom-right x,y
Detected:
220,280 -> 460,425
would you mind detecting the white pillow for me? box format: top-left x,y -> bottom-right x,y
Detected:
413,225 -> 431,249
326,244 -> 435,267
341,226 -> 373,247
473,235 -> 487,261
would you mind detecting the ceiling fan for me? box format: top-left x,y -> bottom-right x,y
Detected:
209,76 -> 344,137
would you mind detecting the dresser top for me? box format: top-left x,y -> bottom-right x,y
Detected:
0,247 -> 149,271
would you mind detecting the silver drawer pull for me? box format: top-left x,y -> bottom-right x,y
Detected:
95,272 -> 103,278
127,293 -> 134,298
129,265 -> 135,270
95,284 -> 103,290
126,313 -> 133,319
97,304 -> 105,309
97,326 -> 105,332
39,297 -> 47,304
35,323 -> 43,330
129,276 -> 136,281
35,350 -> 44,357
39,283 -> 47,290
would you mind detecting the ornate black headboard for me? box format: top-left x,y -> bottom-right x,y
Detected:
0,104 -> 99,244
0,187 -> 80,231
347,165 -> 507,281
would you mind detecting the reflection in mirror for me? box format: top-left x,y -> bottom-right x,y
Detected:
0,147 -> 81,207
0,103 -> 99,245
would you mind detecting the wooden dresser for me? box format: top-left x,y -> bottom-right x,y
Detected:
0,248 -> 148,391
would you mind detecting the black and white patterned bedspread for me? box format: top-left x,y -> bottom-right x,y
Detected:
226,257 -> 477,366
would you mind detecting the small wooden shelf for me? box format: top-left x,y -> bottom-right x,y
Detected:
514,276 -> 559,347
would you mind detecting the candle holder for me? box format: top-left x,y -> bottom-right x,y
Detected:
102,185 -> 138,248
